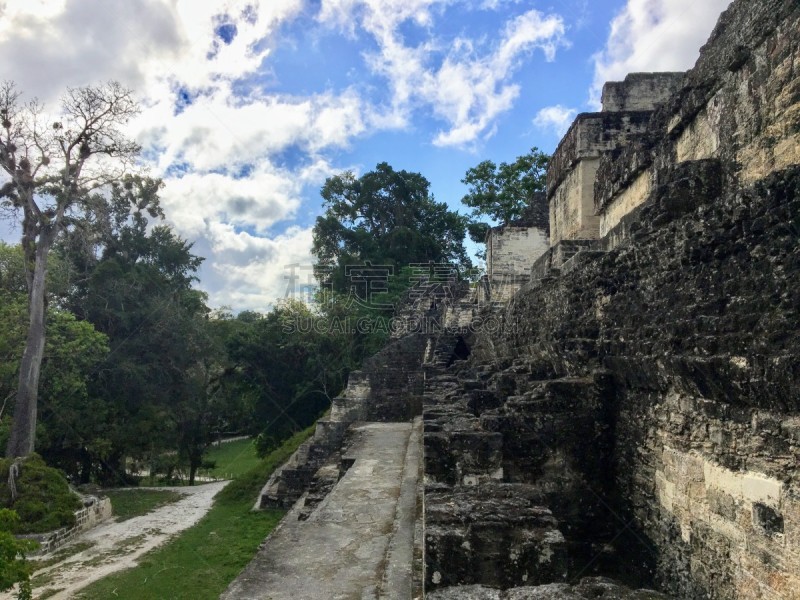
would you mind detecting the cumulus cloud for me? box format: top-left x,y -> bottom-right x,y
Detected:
319,0 -> 567,147
203,225 -> 316,311
160,169 -> 299,237
0,0 -> 304,105
533,105 -> 577,138
135,86 -> 367,174
0,0 -> 337,310
591,0 -> 733,107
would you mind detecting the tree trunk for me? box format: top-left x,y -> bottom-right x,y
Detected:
79,449 -> 93,484
189,461 -> 198,486
6,236 -> 52,458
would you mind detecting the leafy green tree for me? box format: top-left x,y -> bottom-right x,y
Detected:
0,81 -> 143,458
57,184 -> 214,483
0,509 -> 35,599
461,147 -> 550,244
172,316 -> 230,486
0,246 -> 26,425
312,162 -> 470,293
223,300 -> 345,455
0,244 -> 107,468
35,312 -> 109,483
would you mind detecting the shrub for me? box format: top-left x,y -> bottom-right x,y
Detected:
253,431 -> 279,458
0,509 -> 37,598
0,454 -> 81,534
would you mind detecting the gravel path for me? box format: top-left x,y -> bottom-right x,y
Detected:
4,481 -> 228,600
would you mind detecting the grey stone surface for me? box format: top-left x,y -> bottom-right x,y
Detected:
222,420 -> 422,600
428,578 -> 670,599
600,73 -> 684,113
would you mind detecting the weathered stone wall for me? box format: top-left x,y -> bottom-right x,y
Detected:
601,73 -> 685,113
547,112 -> 653,200
486,225 -> 549,302
20,496 -> 112,556
471,162 -> 800,598
427,5 -> 800,588
547,111 -> 654,244
549,158 -> 601,243
465,6 -> 800,587
596,0 -> 800,232
666,0 -> 799,185
599,170 -> 651,238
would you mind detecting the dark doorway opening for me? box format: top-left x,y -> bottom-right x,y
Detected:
447,335 -> 471,367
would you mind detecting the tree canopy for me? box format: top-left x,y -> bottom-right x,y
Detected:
312,162 -> 470,293
461,147 -> 550,244
55,189 -> 214,484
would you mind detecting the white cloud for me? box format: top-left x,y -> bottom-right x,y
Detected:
203,225 -> 316,311
319,1 -> 567,147
533,105 -> 577,138
319,0 -> 442,35
160,168 -> 301,238
591,0 -> 733,107
426,11 -> 567,147
0,0 -> 354,310
135,85 -> 366,174
0,0 -> 182,105
0,0 -> 306,102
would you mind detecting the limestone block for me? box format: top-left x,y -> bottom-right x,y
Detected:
599,170 -> 653,237
425,484 -> 567,590
549,159 -> 601,244
601,73 -> 685,113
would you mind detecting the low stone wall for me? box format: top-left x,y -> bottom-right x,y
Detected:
19,496 -> 112,556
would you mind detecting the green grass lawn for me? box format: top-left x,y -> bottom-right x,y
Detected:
199,437 -> 260,480
104,489 -> 184,521
73,426 -> 315,600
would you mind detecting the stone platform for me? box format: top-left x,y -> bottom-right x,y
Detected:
222,419 -> 422,600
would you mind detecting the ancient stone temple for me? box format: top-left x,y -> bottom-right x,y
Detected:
224,0 -> 800,597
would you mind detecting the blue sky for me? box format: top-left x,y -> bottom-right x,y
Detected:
0,0 -> 731,311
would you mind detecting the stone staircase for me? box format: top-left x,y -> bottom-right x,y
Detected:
420,298 -> 661,595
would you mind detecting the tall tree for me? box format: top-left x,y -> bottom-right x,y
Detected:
61,198 -> 209,483
0,81 -> 143,458
461,147 -> 550,245
0,243 -> 107,470
312,162 -> 470,293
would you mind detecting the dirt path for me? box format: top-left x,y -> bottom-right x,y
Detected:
4,481 -> 228,600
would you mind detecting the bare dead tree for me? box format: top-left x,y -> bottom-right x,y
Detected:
0,81 -> 142,458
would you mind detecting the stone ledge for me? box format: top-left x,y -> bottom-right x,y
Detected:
547,112 -> 653,199
601,73 -> 685,113
651,0 -> 797,142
